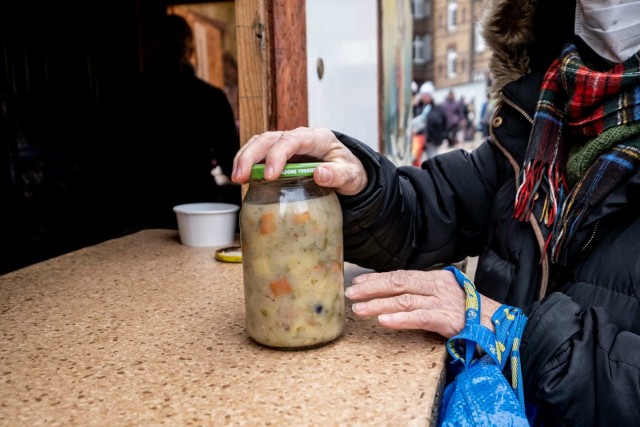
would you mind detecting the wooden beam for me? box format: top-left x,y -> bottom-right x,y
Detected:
272,0 -> 308,131
236,0 -> 275,146
236,0 -> 308,147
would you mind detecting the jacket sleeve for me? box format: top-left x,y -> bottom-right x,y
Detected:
522,292 -> 640,425
333,131 -> 508,271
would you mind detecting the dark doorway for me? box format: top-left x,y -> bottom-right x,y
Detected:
0,0 -> 238,274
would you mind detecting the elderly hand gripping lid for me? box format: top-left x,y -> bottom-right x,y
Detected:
233,127 -> 368,196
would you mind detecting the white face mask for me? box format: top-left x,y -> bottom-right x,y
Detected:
575,0 -> 640,63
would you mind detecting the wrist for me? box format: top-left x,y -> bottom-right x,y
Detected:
481,297 -> 501,334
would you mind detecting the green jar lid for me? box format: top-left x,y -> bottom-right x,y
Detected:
250,162 -> 321,180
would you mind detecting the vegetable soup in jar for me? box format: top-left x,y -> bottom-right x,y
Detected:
240,163 -> 345,349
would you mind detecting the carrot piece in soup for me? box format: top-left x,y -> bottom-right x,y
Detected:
259,212 -> 276,235
293,211 -> 311,224
331,262 -> 342,273
270,278 -> 292,297
312,263 -> 327,274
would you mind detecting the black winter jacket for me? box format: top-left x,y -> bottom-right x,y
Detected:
335,72 -> 640,426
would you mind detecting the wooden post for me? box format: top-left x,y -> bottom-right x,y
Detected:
272,0 -> 308,131
235,0 -> 308,147
236,0 -> 275,147
236,0 -> 308,199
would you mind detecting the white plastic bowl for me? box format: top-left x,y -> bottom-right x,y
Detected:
173,203 -> 240,247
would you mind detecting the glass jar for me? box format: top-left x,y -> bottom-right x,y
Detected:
240,162 -> 345,349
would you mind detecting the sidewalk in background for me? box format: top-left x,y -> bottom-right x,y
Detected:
437,130 -> 484,156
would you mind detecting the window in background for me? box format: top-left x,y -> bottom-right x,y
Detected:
413,34 -> 432,64
447,48 -> 458,78
447,0 -> 458,32
413,0 -> 432,19
475,22 -> 486,52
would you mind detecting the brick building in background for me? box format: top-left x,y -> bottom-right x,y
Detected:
412,0 -> 492,115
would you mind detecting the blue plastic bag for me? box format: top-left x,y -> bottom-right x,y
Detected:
437,266 -> 529,426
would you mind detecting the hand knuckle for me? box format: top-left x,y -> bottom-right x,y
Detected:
396,294 -> 414,311
434,278 -> 446,289
390,270 -> 409,292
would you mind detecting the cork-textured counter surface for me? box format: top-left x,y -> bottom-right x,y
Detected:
0,229 -> 446,426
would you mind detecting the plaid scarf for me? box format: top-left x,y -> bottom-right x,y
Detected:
514,43 -> 640,263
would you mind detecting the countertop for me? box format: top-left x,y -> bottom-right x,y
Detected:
0,229 -> 446,426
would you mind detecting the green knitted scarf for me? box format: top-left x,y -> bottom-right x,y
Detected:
566,123 -> 640,186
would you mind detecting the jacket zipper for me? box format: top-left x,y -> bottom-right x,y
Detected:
499,92 -> 534,125
581,221 -> 599,252
492,94 -> 548,300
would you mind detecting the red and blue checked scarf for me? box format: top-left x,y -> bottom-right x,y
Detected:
514,43 -> 640,264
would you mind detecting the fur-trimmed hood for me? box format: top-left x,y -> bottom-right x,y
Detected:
481,0 -> 577,99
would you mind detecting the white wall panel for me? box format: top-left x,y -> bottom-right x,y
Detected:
306,0 -> 379,151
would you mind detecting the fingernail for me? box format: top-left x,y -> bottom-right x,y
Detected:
345,287 -> 354,298
378,314 -> 391,323
316,166 -> 331,184
232,166 -> 242,181
265,165 -> 274,179
351,303 -> 362,313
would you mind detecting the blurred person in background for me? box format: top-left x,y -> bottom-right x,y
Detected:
411,81 -> 447,163
479,94 -> 495,138
440,90 -> 465,147
121,14 -> 240,230
464,97 -> 476,141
